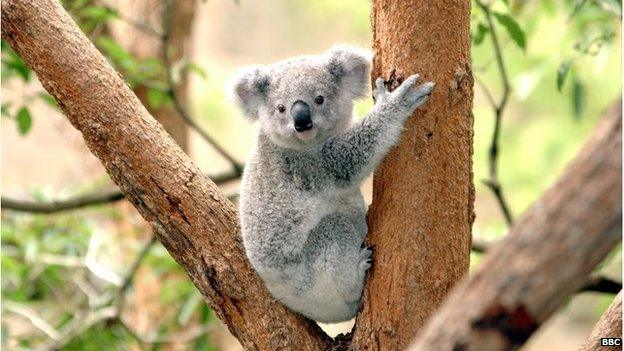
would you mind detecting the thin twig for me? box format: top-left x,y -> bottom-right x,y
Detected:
470,237 -> 494,254
1,190 -> 124,213
37,253 -> 85,267
1,170 -> 240,214
117,317 -> 221,344
145,323 -> 221,344
160,0 -> 244,175
581,275 -> 623,294
474,75 -> 496,108
39,306 -> 117,351
476,0 -> 514,226
4,302 -> 62,340
95,0 -> 164,38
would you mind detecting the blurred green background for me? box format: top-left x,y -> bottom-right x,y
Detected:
1,0 -> 621,350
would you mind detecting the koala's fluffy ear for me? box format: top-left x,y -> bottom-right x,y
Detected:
326,45 -> 371,99
228,66 -> 270,120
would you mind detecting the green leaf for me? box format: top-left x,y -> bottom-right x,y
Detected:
38,92 -> 58,108
2,49 -> 31,81
137,57 -> 165,81
472,22 -> 490,45
185,62 -> 208,80
16,106 -> 32,135
493,13 -> 526,50
572,79 -> 585,119
96,37 -> 137,72
571,0 -> 589,17
556,59 -> 573,92
79,6 -> 116,22
147,88 -> 171,109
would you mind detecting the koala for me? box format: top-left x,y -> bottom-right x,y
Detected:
229,45 -> 434,323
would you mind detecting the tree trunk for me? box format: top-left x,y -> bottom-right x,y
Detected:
579,292 -> 622,351
408,101 -> 622,351
1,1 -> 328,349
351,1 -> 474,350
111,0 -> 195,150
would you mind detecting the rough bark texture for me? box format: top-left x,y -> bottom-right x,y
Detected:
112,0 -> 194,150
1,1 -> 328,350
408,101 -> 622,351
351,1 -> 474,350
579,292 -> 622,351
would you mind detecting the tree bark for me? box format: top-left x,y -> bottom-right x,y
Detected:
408,101 -> 622,351
111,0 -> 194,150
579,291 -> 622,351
1,1 -> 328,350
351,1 -> 474,350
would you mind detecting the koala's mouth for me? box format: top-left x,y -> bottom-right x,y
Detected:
295,127 -> 318,141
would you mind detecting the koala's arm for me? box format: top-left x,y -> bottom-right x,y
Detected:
322,74 -> 434,184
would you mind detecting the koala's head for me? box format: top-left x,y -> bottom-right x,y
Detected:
229,45 -> 371,150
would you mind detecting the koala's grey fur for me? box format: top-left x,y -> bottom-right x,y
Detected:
229,45 -> 434,323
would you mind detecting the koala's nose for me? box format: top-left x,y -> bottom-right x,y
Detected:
291,100 -> 313,132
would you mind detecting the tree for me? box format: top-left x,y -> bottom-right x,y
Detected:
351,1 -> 474,350
1,0 -> 620,350
579,292 -> 622,351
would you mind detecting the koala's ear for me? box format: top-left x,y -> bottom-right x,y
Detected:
228,65 -> 271,121
326,45 -> 371,99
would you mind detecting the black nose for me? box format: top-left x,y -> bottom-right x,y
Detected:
291,100 -> 313,132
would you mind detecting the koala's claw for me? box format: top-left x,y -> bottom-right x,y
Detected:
374,74 -> 434,111
395,74 -> 421,95
358,246 -> 373,274
373,77 -> 388,100
416,82 -> 435,98
396,75 -> 434,109
359,260 -> 372,273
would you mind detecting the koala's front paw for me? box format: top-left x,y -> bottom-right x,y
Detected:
374,74 -> 435,113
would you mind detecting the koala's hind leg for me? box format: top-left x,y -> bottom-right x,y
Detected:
303,214 -> 371,320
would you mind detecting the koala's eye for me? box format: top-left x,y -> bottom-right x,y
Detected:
314,96 -> 324,105
277,104 -> 286,113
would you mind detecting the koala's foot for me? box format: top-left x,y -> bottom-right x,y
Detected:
374,74 -> 435,113
358,246 -> 373,276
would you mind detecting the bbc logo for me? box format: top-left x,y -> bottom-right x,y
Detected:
600,338 -> 622,347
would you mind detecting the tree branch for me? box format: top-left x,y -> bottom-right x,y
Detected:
1,170 -> 240,214
476,0 -> 514,226
472,239 -> 621,294
579,292 -> 622,351
409,101 -> 622,351
0,1 -> 329,349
